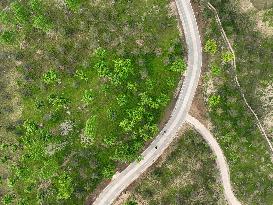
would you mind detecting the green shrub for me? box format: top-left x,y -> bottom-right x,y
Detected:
0,11 -> 12,25
65,0 -> 83,11
29,0 -> 43,13
82,89 -> 94,104
48,94 -> 69,109
84,116 -> 97,138
208,95 -> 221,108
210,64 -> 221,76
1,194 -> 14,205
11,2 -> 30,25
33,15 -> 52,32
0,31 -> 16,44
102,165 -> 115,179
39,159 -> 58,180
23,120 -> 38,135
169,58 -> 186,72
56,174 -> 74,200
221,51 -> 234,63
94,61 -> 110,78
125,200 -> 138,205
204,39 -> 217,55
94,47 -> 107,58
43,70 -> 59,84
74,69 -> 88,81
112,58 -> 133,85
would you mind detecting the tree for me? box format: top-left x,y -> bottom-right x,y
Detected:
204,39 -> 217,55
56,173 -> 74,200
43,70 -> 59,84
169,58 -> 186,72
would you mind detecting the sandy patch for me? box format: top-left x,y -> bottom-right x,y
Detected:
4,68 -> 22,122
256,10 -> 273,36
240,0 -> 256,12
239,0 -> 273,36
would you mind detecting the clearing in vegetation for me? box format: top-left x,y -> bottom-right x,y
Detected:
0,0 -> 186,204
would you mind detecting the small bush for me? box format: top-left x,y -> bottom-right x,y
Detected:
169,58 -> 186,72
43,70 -> 59,84
204,39 -> 217,55
82,89 -> 94,104
210,64 -> 221,76
0,31 -> 16,44
208,95 -> 221,108
221,51 -> 234,63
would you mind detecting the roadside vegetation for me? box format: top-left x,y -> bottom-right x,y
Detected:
0,0 -> 186,204
199,0 -> 273,204
124,130 -> 227,205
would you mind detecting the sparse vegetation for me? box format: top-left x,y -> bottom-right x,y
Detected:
200,0 -> 273,204
125,130 -> 226,205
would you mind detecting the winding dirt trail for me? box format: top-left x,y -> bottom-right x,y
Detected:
186,115 -> 241,205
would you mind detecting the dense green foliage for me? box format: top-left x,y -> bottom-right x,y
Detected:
0,0 -> 185,204
204,39 -> 218,55
126,130 -> 226,204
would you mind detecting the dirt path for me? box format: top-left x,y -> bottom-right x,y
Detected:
186,114 -> 242,205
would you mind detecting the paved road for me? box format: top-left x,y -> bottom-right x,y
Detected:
93,0 -> 202,204
186,115 -> 241,205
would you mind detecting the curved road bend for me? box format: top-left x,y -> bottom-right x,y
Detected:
186,115 -> 241,205
93,0 -> 202,204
